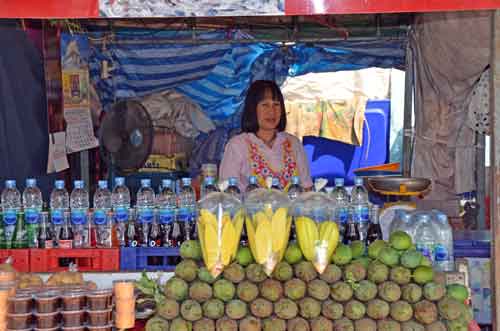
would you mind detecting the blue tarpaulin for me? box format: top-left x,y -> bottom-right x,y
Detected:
88,30 -> 405,126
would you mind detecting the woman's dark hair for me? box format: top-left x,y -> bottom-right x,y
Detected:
241,80 -> 287,133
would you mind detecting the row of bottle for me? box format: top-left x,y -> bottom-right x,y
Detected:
1,174 -> 377,248
0,177 -> 197,249
389,210 -> 454,272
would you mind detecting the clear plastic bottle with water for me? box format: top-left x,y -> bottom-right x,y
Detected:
23,178 -> 43,248
136,179 -> 155,247
414,213 -> 440,264
271,177 -> 282,191
433,211 -> 454,271
111,177 -> 130,246
226,177 -> 241,200
157,179 -> 177,248
313,178 -> 327,193
246,176 -> 260,195
70,180 -> 90,248
2,180 -> 21,248
351,177 -> 370,241
332,178 -> 349,240
287,176 -> 303,201
178,178 -> 196,241
202,176 -> 218,198
50,180 -> 69,247
93,180 -> 112,247
388,209 -> 407,235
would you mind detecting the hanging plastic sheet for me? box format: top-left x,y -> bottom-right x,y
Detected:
88,29 -> 405,127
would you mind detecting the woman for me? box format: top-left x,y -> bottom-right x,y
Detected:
219,80 -> 313,191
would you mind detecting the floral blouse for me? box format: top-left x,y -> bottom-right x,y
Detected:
219,132 -> 313,192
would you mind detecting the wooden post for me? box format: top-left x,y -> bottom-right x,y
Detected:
490,9 -> 500,331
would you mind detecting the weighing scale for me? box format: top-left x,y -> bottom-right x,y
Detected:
361,175 -> 432,240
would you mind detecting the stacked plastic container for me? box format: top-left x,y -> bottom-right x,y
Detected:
7,288 -> 113,331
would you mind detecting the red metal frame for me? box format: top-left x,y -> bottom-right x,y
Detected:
0,0 -> 498,18
286,0 -> 500,15
0,0 -> 99,18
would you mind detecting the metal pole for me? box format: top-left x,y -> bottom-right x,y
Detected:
402,43 -> 413,176
489,9 -> 500,331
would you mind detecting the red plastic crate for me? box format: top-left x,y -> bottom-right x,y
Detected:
29,248 -> 120,272
0,249 -> 30,272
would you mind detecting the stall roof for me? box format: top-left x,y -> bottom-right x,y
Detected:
0,0 -> 498,18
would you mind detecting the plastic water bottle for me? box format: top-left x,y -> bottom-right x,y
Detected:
271,177 -> 282,191
351,177 -> 370,241
23,178 -> 42,248
157,179 -> 177,248
433,211 -> 454,271
50,180 -> 69,247
70,180 -> 90,248
136,179 -> 155,247
313,178 -> 327,193
246,176 -> 260,194
414,213 -> 439,264
178,178 -> 196,241
388,210 -> 407,235
111,177 -> 130,246
93,180 -> 112,247
226,177 -> 241,200
287,176 -> 303,201
1,180 -> 21,248
202,177 -> 218,198
332,178 -> 349,240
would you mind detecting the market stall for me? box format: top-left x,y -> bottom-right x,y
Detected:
0,2 -> 499,331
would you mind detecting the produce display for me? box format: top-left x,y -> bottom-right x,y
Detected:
137,230 -> 473,331
197,192 -> 245,277
244,188 -> 291,275
292,192 -> 340,273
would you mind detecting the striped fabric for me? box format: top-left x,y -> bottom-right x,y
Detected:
87,29 -> 405,128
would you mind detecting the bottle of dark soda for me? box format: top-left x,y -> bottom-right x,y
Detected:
365,205 -> 383,245
147,215 -> 162,265
169,212 -> 184,265
59,211 -> 74,267
343,212 -> 360,245
124,208 -> 136,247
38,212 -> 53,248
149,218 -> 161,248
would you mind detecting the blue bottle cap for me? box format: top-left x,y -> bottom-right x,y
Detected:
98,180 -> 108,189
248,176 -> 257,184
74,180 -> 84,189
26,178 -> 37,188
228,177 -> 238,186
436,212 -> 448,223
354,177 -> 363,186
182,177 -> 192,186
204,177 -> 214,185
55,180 -> 65,190
291,176 -> 300,185
272,177 -> 280,186
141,179 -> 151,188
5,180 -> 16,189
115,177 -> 125,186
334,178 -> 345,187
162,179 -> 172,188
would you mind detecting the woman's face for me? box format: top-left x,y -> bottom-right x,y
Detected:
256,89 -> 282,132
